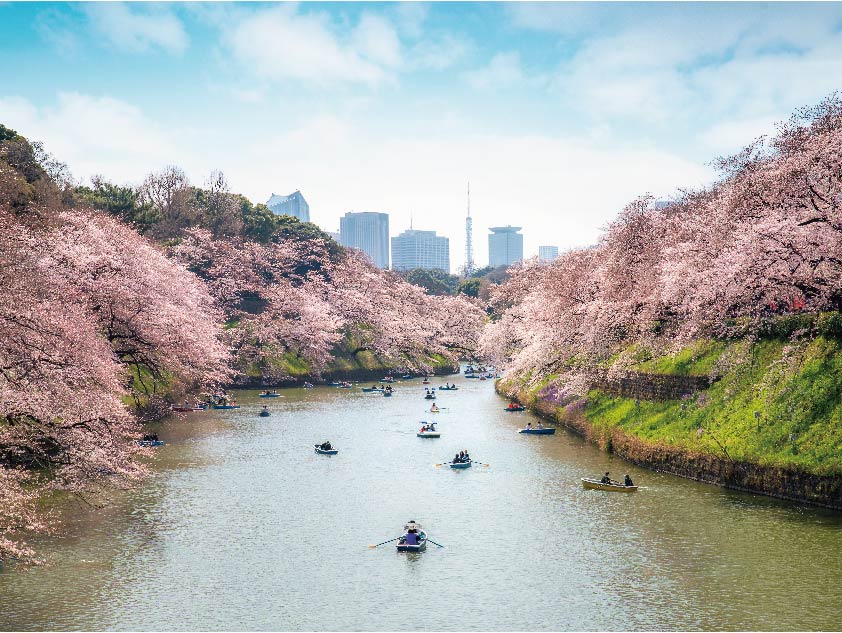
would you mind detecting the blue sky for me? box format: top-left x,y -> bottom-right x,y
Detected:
3,2 -> 842,270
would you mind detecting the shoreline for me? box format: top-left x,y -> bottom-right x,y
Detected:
496,381 -> 842,511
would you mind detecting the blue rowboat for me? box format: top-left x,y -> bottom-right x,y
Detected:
401,375 -> 415,379
259,410 -> 271,417
361,387 -> 383,392
213,404 -> 240,410
314,445 -> 338,455
519,427 -> 555,435
449,461 -> 472,469
396,523 -> 427,552
383,391 -> 393,397
259,393 -> 282,398
505,406 -> 525,412
137,440 -> 165,447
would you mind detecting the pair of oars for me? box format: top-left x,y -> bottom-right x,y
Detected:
368,536 -> 445,548
434,460 -> 489,467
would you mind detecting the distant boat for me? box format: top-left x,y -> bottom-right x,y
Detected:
259,409 -> 271,417
519,427 -> 555,435
383,390 -> 393,397
314,444 -> 338,455
505,405 -> 525,412
439,385 -> 458,391
417,424 -> 440,438
259,392 -> 282,398
213,404 -> 241,410
361,387 -> 383,392
137,439 -> 165,447
581,478 -> 638,492
449,461 -> 472,469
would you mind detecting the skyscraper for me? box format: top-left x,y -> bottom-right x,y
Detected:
266,190 -> 310,222
539,245 -> 559,262
391,229 -> 450,272
339,211 -> 390,268
488,226 -> 523,268
463,182 -> 475,275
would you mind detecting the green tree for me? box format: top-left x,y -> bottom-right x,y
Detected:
403,268 -> 460,295
74,177 -> 160,233
457,278 -> 481,298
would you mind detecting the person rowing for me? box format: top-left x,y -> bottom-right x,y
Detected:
624,474 -> 634,487
320,441 -> 333,451
430,403 -> 439,412
600,472 -> 612,484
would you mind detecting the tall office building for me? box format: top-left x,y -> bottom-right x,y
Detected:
539,245 -> 559,262
339,211 -> 390,268
488,226 -> 524,268
266,190 -> 310,222
391,229 -> 450,272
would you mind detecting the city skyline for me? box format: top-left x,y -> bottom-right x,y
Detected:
4,3 -> 842,264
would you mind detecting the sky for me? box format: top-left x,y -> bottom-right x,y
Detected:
3,1 -> 842,271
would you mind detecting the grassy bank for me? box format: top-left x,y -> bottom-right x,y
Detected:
503,335 -> 842,478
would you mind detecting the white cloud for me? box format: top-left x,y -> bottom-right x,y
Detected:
547,4 -> 842,150
224,6 -> 390,86
83,3 -> 188,54
353,13 -> 403,69
465,52 -> 525,89
0,93 -> 177,184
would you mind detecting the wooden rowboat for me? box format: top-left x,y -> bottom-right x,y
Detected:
519,427 -> 555,435
581,478 -> 638,492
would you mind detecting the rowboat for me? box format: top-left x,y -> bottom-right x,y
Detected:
438,386 -> 458,390
137,440 -> 165,447
417,424 -> 440,438
465,374 -> 479,379
505,405 -> 525,412
402,375 -> 415,379
396,522 -> 427,552
259,410 -> 271,417
259,393 -> 282,398
380,377 -> 396,383
422,379 -> 430,384
581,478 -> 638,492
383,390 -> 393,397
361,387 -> 383,392
314,444 -> 338,455
449,461 -> 472,469
171,406 -> 200,412
424,394 -> 436,400
519,427 -> 555,435
213,404 -> 240,410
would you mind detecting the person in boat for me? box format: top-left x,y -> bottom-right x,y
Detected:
262,405 -> 269,411
536,421 -> 545,429
463,450 -> 470,462
526,422 -> 533,430
624,474 -> 634,487
430,404 -> 439,412
601,472 -> 611,484
453,452 -> 461,463
320,441 -> 332,451
142,433 -> 159,442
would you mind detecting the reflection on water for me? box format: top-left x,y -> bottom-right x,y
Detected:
1,372 -> 841,631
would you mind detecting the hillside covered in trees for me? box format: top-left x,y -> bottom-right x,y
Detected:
0,124 -> 483,561
484,97 -> 842,500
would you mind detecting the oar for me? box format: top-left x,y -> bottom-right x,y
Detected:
368,536 -> 401,548
471,461 -> 490,467
427,538 -> 445,548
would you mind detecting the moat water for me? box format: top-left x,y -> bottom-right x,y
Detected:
1,371 -> 841,630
